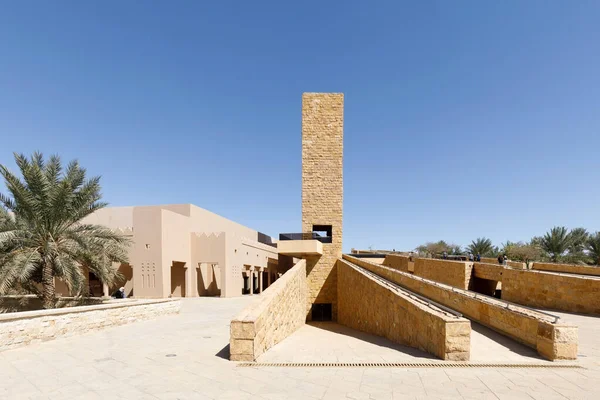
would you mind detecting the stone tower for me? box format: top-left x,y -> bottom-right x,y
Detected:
301,93 -> 344,321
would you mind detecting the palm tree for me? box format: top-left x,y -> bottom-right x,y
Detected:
566,227 -> 589,263
0,153 -> 130,308
540,226 -> 572,263
467,237 -> 494,256
587,232 -> 600,266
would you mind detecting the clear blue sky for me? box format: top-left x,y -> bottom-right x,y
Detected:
1,1 -> 599,252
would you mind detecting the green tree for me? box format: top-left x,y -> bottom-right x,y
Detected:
415,240 -> 451,257
587,232 -> 600,266
540,226 -> 572,262
0,153 -> 130,309
466,237 -> 494,256
505,242 -> 542,268
565,227 -> 589,263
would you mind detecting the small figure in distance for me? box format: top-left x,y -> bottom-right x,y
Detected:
468,253 -> 474,262
113,287 -> 127,299
497,254 -> 503,265
503,254 -> 508,266
476,253 -> 481,262
442,251 -> 448,260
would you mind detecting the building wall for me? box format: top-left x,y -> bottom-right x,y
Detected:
230,260 -> 308,361
192,233 -> 228,297
337,260 -> 470,361
82,204 -> 276,299
131,207 -> 164,298
82,206 -> 134,228
160,209 -> 192,297
302,93 -> 344,320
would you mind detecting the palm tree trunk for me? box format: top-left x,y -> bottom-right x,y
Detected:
41,262 -> 55,309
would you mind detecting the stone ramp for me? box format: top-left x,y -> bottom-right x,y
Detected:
343,255 -> 578,361
336,259 -> 471,361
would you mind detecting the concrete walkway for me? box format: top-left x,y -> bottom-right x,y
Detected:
259,321 -> 544,363
0,297 -> 598,399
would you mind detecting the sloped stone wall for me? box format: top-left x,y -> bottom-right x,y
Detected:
343,255 -> 578,360
337,259 -> 470,361
230,260 -> 308,361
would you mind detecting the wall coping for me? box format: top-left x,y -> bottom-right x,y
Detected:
0,298 -> 180,323
508,267 -> 600,281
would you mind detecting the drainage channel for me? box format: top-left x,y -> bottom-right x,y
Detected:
238,362 -> 582,369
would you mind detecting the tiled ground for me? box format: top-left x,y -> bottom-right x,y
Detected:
1,297 -> 599,400
258,321 -> 543,363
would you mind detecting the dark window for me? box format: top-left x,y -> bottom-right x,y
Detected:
312,225 -> 332,244
311,303 -> 332,321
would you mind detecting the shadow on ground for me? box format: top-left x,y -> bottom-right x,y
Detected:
309,322 -> 437,360
215,344 -> 230,360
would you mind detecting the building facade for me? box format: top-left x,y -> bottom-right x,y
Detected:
75,203 -> 278,298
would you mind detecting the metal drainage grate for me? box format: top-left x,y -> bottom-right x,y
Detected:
238,362 -> 582,369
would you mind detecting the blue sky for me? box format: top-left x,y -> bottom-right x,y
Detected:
1,1 -> 599,252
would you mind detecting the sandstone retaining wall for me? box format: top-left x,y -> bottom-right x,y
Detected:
473,263 -> 504,282
337,260 -> 470,361
382,254 -> 411,272
414,258 -> 473,289
533,262 -> 600,277
230,260 -> 308,361
0,299 -> 181,351
502,268 -> 600,315
343,255 -> 577,360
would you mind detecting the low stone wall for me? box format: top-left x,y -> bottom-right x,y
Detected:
533,262 -> 600,277
414,258 -> 473,290
0,299 -> 181,351
0,296 -> 103,313
502,268 -> 600,315
343,255 -> 577,360
338,260 -> 470,361
230,259 -> 308,361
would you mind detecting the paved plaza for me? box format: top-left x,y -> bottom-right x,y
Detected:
1,297 -> 599,400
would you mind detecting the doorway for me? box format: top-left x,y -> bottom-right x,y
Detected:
170,262 -> 187,297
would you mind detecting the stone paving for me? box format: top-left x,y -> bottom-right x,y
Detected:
0,297 -> 599,400
258,321 -> 543,363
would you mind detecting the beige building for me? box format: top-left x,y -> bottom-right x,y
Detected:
78,204 -> 278,298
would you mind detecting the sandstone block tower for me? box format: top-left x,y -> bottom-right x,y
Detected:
302,93 -> 344,321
